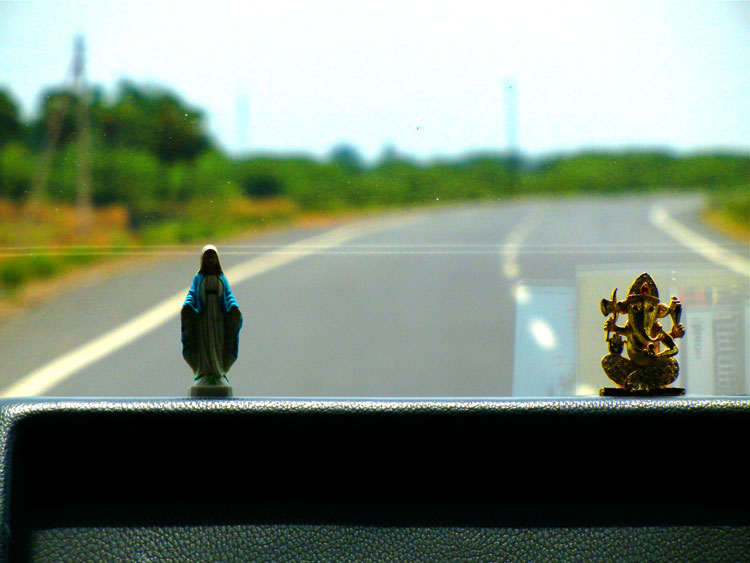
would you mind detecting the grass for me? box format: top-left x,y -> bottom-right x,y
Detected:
0,255 -> 60,291
0,196 -> 301,301
703,186 -> 750,242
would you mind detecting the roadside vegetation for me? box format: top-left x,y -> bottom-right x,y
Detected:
703,185 -> 749,242
0,82 -> 748,299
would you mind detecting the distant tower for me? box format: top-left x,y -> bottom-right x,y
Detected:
504,79 -> 521,192
236,92 -> 249,153
504,79 -> 520,153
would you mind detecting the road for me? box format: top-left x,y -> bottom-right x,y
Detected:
0,194 -> 747,397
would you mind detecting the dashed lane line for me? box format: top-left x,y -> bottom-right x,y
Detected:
501,213 -> 543,279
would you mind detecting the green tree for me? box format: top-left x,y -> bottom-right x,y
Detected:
29,89 -> 78,150
191,150 -> 241,201
0,142 -> 35,199
158,150 -> 240,204
456,155 -> 513,198
373,158 -> 436,204
0,89 -> 24,147
674,154 -> 750,187
235,158 -> 286,198
92,148 -> 163,212
99,82 -> 210,162
330,144 -> 364,173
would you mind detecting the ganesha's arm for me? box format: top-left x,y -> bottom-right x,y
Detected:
656,332 -> 679,358
604,317 -> 629,335
670,322 -> 686,339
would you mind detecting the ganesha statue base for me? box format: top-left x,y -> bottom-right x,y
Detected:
599,386 -> 684,397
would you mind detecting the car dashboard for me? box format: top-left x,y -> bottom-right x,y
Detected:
1,397 -> 748,561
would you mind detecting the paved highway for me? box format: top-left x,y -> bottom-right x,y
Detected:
0,194 -> 747,397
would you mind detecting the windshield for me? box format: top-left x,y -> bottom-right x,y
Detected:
0,1 -> 747,398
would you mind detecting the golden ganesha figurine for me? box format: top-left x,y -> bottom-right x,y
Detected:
600,273 -> 686,396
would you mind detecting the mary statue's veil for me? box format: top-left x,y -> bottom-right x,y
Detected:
198,244 -> 223,275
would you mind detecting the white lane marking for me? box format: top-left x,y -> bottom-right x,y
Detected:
501,213 -> 542,279
514,283 -> 532,304
0,214 -> 421,397
649,205 -> 749,278
529,318 -> 558,350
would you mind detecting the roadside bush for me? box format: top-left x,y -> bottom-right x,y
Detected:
0,255 -> 60,291
0,142 -> 36,200
709,185 -> 749,227
93,148 -> 163,211
235,159 -> 286,198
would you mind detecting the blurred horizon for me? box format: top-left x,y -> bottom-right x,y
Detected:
1,1 -> 748,161
2,76 -> 750,166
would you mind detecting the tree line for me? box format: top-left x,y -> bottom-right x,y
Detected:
0,81 -> 748,224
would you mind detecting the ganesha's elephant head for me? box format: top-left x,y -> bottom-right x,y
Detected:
625,273 -> 661,345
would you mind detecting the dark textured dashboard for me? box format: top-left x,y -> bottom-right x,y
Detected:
1,398 -> 748,561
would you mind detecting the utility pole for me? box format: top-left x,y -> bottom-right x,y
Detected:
25,99 -> 68,217
73,35 -> 93,235
26,35 -> 93,235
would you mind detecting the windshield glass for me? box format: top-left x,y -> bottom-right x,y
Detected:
0,1 -> 747,398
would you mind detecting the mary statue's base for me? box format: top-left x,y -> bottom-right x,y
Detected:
189,384 -> 233,398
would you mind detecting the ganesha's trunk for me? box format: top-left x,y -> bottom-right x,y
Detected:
632,308 -> 656,344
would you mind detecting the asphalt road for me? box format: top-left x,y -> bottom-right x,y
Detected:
0,194 -> 747,397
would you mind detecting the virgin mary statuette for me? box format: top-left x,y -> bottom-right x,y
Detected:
182,245 -> 242,397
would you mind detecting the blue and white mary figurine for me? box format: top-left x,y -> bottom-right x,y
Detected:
182,245 -> 242,396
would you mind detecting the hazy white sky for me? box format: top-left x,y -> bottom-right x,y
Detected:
1,0 -> 748,160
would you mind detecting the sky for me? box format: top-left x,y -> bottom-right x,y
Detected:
0,0 -> 748,161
